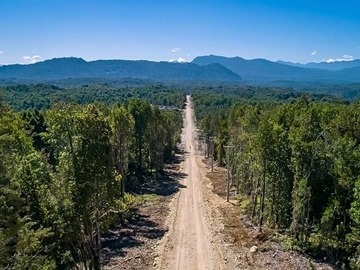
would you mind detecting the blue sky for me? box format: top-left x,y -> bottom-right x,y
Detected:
0,0 -> 360,64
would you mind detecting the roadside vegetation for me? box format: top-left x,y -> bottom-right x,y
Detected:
193,89 -> 360,269
0,86 -> 183,269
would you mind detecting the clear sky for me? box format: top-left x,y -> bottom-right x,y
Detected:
0,0 -> 360,64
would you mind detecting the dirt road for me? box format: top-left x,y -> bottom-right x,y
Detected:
154,95 -> 227,270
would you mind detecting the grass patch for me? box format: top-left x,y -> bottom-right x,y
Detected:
117,193 -> 158,212
237,195 -> 252,210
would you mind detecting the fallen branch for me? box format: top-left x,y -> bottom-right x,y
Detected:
123,255 -> 141,263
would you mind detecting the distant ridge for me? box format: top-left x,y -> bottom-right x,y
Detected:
278,59 -> 360,70
0,57 -> 242,83
192,55 -> 360,83
1,55 -> 360,85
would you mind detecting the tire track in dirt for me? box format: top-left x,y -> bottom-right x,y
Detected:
154,95 -> 224,270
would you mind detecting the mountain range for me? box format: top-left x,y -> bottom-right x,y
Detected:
0,57 -> 241,83
1,55 -> 360,85
277,59 -> 360,70
192,55 -> 360,83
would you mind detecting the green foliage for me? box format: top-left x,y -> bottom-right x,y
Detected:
0,108 -> 56,269
1,83 -> 185,111
349,179 -> 360,268
192,85 -> 344,122
0,86 -> 184,269
193,92 -> 360,268
110,105 -> 135,197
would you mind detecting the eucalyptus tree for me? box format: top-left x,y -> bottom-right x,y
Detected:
73,104 -> 116,270
128,98 -> 152,178
146,107 -> 164,173
110,105 -> 134,197
45,104 -> 117,269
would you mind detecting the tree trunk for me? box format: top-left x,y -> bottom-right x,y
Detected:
251,176 -> 260,222
259,160 -> 266,232
138,136 -> 143,181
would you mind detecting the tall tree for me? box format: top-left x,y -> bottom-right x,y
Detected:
73,104 -> 116,270
0,107 -> 55,269
110,105 -> 134,197
128,98 -> 152,179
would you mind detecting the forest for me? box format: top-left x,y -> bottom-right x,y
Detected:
194,92 -> 360,268
2,83 -> 360,269
1,83 -> 185,111
0,88 -> 183,269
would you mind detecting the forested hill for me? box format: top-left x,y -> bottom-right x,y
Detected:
192,55 -> 360,83
0,57 -> 242,83
3,55 -> 360,86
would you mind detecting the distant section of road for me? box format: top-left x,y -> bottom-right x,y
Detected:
156,95 -> 222,270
